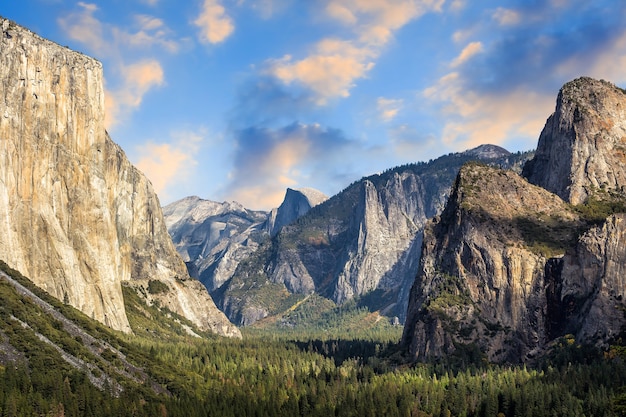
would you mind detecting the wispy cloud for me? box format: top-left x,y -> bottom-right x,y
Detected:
58,3 -> 179,129
421,1 -> 626,153
492,7 -> 521,26
377,97 -> 403,122
450,41 -> 483,67
135,130 -> 205,202
194,0 -> 235,44
105,60 -> 164,127
223,123 -> 353,209
265,0 -> 443,103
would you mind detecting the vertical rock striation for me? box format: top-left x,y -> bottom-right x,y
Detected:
404,77 -> 626,363
0,18 -> 239,337
217,147 -> 531,326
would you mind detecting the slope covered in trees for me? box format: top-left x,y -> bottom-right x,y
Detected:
0,260 -> 625,416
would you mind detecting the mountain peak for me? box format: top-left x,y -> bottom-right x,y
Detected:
523,76 -> 626,204
463,144 -> 511,159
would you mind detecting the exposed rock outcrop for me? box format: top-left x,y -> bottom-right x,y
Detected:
403,77 -> 626,363
163,196 -> 269,292
163,188 -> 326,296
217,147 -> 532,326
402,163 -> 584,362
523,77 -> 626,204
0,18 -> 239,337
266,188 -> 328,236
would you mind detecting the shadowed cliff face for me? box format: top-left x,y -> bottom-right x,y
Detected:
402,163 -> 585,363
403,78 -> 626,363
0,18 -> 239,338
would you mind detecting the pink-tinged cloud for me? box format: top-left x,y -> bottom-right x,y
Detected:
194,0 -> 235,44
450,41 -> 483,67
105,60 -> 164,128
377,97 -> 403,122
224,123 -> 353,209
265,0 -> 443,103
58,3 -> 110,56
268,39 -> 375,102
555,29 -> 626,86
423,72 -> 553,151
135,131 -> 203,202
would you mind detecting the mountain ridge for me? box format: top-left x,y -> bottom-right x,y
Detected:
402,77 -> 626,363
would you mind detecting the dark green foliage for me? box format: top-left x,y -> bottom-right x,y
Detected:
147,279 -> 169,295
1,259 -> 625,416
573,194 -> 626,224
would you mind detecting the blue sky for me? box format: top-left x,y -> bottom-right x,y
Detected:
3,1 -> 625,210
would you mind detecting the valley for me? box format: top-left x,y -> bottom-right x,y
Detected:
1,15 -> 626,417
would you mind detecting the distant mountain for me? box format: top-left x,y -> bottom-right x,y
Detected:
402,77 -> 626,363
213,146 -> 532,326
163,188 -> 327,294
266,188 -> 329,236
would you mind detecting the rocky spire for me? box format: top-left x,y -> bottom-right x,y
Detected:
523,77 -> 626,204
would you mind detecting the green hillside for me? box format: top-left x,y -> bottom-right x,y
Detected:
1,260 -> 626,416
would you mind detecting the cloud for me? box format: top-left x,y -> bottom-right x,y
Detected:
111,15 -> 179,53
377,97 -> 403,122
135,131 -> 204,202
223,123 -> 353,209
105,60 -> 165,127
423,71 -> 554,151
58,2 -> 109,55
267,39 -> 376,103
450,41 -> 483,67
389,124 -> 439,157
250,0 -> 292,19
58,3 -> 180,129
264,0 -> 443,103
492,8 -> 521,26
194,0 -> 235,44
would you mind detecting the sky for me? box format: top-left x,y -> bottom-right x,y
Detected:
2,1 -> 626,210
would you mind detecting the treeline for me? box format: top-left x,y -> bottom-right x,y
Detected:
0,261 -> 625,416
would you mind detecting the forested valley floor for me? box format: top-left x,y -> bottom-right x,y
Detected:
0,261 -> 625,417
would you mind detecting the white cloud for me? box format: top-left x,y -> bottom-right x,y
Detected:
265,0 -> 443,103
194,0 -> 235,44
492,7 -> 521,26
450,41 -> 483,67
377,97 -> 404,122
135,131 -> 204,202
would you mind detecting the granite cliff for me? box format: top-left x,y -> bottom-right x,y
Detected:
163,187 -> 327,295
215,147 -> 531,326
403,77 -> 626,363
0,18 -> 239,337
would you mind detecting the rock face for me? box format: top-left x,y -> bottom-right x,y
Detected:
266,188 -> 328,236
163,187 -> 327,295
0,18 -> 239,338
163,196 -> 269,292
403,77 -> 626,363
402,163 -> 584,362
523,77 -> 626,204
217,148 -> 532,326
